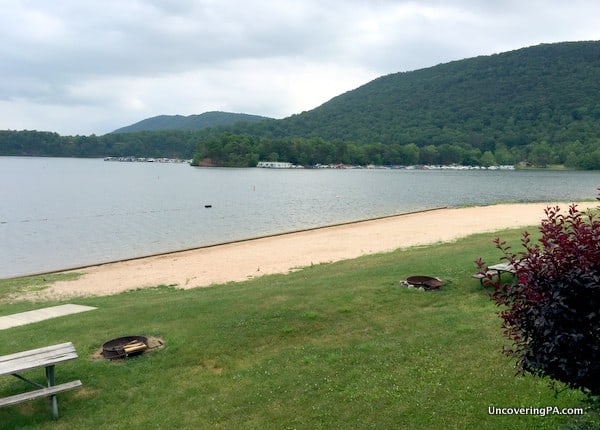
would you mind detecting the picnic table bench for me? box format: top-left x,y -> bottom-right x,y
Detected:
0,342 -> 82,419
473,262 -> 519,285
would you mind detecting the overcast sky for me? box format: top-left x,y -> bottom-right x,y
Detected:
1,1 -> 599,136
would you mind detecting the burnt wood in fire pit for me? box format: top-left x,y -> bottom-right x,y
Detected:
102,336 -> 148,359
405,276 -> 443,290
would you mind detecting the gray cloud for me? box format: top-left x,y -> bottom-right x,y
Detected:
1,0 -> 599,134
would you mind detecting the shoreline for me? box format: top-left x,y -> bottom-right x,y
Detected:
14,206 -> 449,279
19,201 -> 598,300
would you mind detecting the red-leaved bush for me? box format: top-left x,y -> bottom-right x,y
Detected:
477,199 -> 599,396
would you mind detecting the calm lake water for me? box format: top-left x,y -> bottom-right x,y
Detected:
1,157 -> 598,278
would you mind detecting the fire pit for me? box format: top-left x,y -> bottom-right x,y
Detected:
102,336 -> 148,359
405,276 -> 444,290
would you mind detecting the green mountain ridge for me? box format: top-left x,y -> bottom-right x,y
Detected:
248,41 -> 600,144
190,40 -> 599,168
112,111 -> 271,133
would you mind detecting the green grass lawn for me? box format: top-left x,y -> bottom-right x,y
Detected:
0,229 -> 596,429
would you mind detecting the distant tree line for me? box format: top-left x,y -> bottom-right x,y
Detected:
0,130 -> 197,160
190,131 -> 600,169
1,129 -> 599,169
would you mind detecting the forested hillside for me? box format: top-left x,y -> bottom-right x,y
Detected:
1,41 -> 599,168
112,111 -> 270,133
202,41 -> 599,168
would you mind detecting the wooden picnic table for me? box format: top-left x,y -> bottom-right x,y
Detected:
0,342 -> 82,419
473,262 -> 520,285
487,262 -> 517,275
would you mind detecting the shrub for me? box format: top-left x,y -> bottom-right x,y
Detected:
477,201 -> 599,396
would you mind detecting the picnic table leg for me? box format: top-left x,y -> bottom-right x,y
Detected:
45,365 -> 58,419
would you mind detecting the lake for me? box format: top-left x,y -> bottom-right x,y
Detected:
1,157 -> 598,278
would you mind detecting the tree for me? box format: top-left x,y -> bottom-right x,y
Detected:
462,148 -> 482,166
438,143 -> 464,165
397,143 -> 419,165
346,143 -> 366,165
528,141 -> 555,167
363,143 -> 384,165
477,200 -> 600,395
480,150 -> 497,167
311,138 -> 336,164
494,142 -> 516,166
577,148 -> 600,170
419,145 -> 439,165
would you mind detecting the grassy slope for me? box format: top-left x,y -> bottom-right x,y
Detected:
0,229 -> 594,429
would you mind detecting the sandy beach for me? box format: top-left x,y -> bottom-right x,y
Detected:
34,201 -> 597,300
